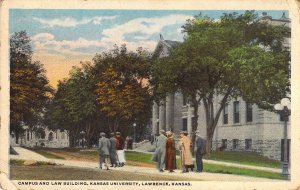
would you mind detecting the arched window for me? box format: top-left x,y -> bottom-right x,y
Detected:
61,132 -> 65,140
48,132 -> 54,141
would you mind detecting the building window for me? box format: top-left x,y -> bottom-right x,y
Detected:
182,118 -> 187,131
233,101 -> 240,123
245,139 -> 252,150
48,132 -> 54,141
61,132 -> 65,140
246,103 -> 253,122
182,94 -> 188,106
223,104 -> 228,124
221,139 -> 227,149
56,132 -> 58,139
233,139 -> 239,149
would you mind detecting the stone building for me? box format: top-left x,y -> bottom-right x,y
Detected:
10,126 -> 69,148
151,12 -> 290,161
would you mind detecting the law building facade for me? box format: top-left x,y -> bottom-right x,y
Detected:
151,12 -> 290,161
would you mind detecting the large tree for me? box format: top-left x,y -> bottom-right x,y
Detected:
94,45 -> 152,133
151,11 -> 290,155
10,31 -> 53,142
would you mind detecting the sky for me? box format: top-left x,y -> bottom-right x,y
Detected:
9,9 -> 288,88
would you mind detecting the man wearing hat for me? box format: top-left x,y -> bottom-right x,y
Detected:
177,131 -> 194,173
98,132 -> 111,170
109,132 -> 118,167
152,130 -> 167,172
194,130 -> 206,172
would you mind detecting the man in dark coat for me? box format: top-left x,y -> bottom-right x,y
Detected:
109,132 -> 118,167
194,130 -> 206,172
115,132 -> 126,167
98,132 -> 111,170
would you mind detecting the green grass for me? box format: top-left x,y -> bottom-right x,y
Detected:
124,151 -> 285,180
29,148 -> 65,159
204,151 -> 281,168
10,159 -> 25,165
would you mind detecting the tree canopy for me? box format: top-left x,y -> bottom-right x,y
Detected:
151,11 -> 290,154
10,31 -> 53,141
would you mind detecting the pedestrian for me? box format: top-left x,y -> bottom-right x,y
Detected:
151,130 -> 167,172
109,132 -> 118,167
98,132 -> 111,170
194,130 -> 206,172
165,131 -> 176,172
115,132 -> 126,167
177,131 -> 194,173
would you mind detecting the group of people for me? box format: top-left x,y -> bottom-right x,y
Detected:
98,132 -> 126,170
152,130 -> 206,173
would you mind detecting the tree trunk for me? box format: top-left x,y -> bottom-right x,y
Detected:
191,94 -> 200,155
203,88 -> 232,157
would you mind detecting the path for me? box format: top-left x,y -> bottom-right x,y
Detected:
10,147 -> 281,182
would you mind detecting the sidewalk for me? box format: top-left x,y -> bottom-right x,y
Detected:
10,147 -> 281,182
127,149 -> 281,173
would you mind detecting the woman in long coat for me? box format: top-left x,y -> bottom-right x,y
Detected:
165,131 -> 176,172
177,131 -> 194,173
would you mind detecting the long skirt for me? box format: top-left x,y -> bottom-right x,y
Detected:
116,150 -> 126,163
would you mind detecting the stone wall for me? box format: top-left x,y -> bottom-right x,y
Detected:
212,139 -> 282,161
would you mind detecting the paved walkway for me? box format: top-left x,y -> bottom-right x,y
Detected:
10,147 -> 281,182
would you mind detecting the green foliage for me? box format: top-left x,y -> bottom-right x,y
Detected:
94,45 -> 152,133
151,11 -> 290,154
10,31 -> 53,139
45,45 -> 152,147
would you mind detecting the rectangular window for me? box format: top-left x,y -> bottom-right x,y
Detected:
222,139 -> 227,149
245,139 -> 252,150
233,101 -> 240,123
183,94 -> 188,106
223,104 -> 228,124
233,139 -> 239,149
246,103 -> 253,122
182,118 -> 187,131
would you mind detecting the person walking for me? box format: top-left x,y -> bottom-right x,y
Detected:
177,131 -> 194,173
115,132 -> 126,167
194,130 -> 206,172
165,131 -> 176,172
98,132 -> 111,170
109,132 -> 118,167
152,130 -> 167,172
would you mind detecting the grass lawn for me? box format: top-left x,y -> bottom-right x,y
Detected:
29,148 -> 285,180
204,151 -> 281,168
125,151 -> 285,180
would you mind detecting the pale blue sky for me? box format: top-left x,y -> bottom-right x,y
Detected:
9,9 -> 288,87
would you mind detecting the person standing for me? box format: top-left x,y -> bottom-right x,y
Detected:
109,132 -> 118,167
152,130 -> 167,172
98,132 -> 111,170
165,131 -> 176,172
194,130 -> 206,172
177,131 -> 194,173
115,132 -> 126,167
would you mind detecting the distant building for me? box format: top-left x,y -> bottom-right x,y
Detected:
151,12 -> 290,161
10,126 -> 69,148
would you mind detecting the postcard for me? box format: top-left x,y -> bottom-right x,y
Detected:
1,0 -> 300,189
